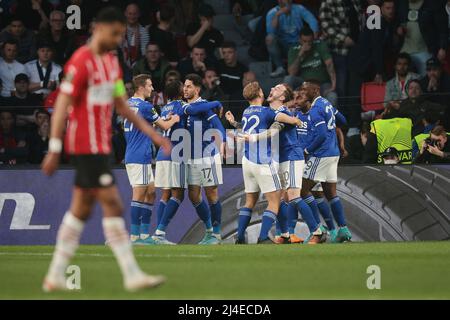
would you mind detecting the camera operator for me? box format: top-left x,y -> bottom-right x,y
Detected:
415,126 -> 450,164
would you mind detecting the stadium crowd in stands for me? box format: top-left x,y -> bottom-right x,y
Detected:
0,0 -> 450,165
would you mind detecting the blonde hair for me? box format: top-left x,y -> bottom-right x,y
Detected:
243,81 -> 261,102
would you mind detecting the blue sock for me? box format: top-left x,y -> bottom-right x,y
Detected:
288,203 -> 298,234
275,220 -> 281,236
258,210 -> 277,241
330,197 -> 347,227
139,202 -> 153,235
156,200 -> 167,226
130,201 -> 142,236
209,201 -> 222,235
316,197 -> 335,230
237,208 -> 252,242
304,195 -> 321,224
194,200 -> 212,230
278,201 -> 289,234
291,197 -> 318,233
157,197 -> 180,232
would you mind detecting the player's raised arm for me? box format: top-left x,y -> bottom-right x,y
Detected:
184,101 -> 222,115
154,114 -> 180,131
41,92 -> 72,176
114,93 -> 172,156
275,112 -> 302,126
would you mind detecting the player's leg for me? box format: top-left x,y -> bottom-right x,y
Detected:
312,188 -> 336,237
139,183 -> 156,241
43,187 -> 95,291
130,186 -> 147,242
204,154 -> 224,240
236,192 -> 259,244
188,185 -> 216,244
97,185 -> 165,290
322,182 -> 352,242
257,189 -> 281,243
156,189 -> 171,226
205,186 -> 222,241
153,187 -> 183,244
154,160 -> 172,227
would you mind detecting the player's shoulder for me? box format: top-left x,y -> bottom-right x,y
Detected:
67,46 -> 92,64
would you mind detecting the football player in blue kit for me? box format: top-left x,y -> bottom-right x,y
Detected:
225,82 -> 305,244
151,79 -> 224,244
300,80 -> 352,243
124,74 -> 180,245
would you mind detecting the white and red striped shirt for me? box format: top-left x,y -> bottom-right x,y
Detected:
60,46 -> 122,155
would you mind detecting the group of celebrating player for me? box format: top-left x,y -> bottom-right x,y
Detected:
40,7 -> 351,292
122,69 -> 353,246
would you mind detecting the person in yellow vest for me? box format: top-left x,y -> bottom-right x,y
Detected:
370,117 -> 413,164
415,126 -> 450,164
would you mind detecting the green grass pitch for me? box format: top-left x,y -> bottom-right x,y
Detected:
1,242 -> 449,299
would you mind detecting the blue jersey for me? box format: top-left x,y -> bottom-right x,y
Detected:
155,100 -> 188,162
242,105 -> 277,164
124,97 -> 160,164
186,98 -> 225,160
275,106 -> 304,162
306,96 -> 340,157
296,110 -> 312,150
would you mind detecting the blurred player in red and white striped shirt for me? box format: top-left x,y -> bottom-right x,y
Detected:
41,7 -> 171,293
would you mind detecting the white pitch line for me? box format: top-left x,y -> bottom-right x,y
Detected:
0,252 -> 213,259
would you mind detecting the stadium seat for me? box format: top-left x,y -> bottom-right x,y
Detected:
360,82 -> 387,112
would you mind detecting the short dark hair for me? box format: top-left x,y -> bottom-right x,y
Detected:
198,4 -> 215,18
165,80 -> 183,100
146,41 -> 161,50
14,73 -> 29,83
36,109 -> 51,118
431,125 -> 447,137
281,84 -> 294,103
303,79 -> 321,87
185,74 -> 203,88
192,45 -> 206,52
95,6 -> 126,24
396,52 -> 411,65
159,4 -> 175,22
133,74 -> 152,90
221,41 -> 236,50
3,39 -> 18,47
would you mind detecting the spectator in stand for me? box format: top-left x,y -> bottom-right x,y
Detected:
342,121 -> 378,164
121,3 -> 150,68
25,42 -> 62,98
319,0 -> 363,99
177,45 -> 215,79
15,0 -> 51,31
347,0 -> 398,136
265,0 -> 319,78
0,16 -> 36,63
132,42 -> 171,92
125,81 -> 134,98
397,0 -> 448,76
148,4 -> 179,67
419,57 -> 450,105
412,111 -> 443,157
0,40 -> 26,97
384,52 -> 420,108
284,27 -> 338,107
43,71 -> 63,113
216,41 -> 249,97
186,4 -> 224,58
7,74 -> 43,127
170,0 -> 201,34
415,125 -> 450,163
37,10 -> 76,65
26,109 -> 50,164
152,70 -> 183,108
201,68 -> 227,103
382,79 -> 447,136
0,110 -> 28,165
